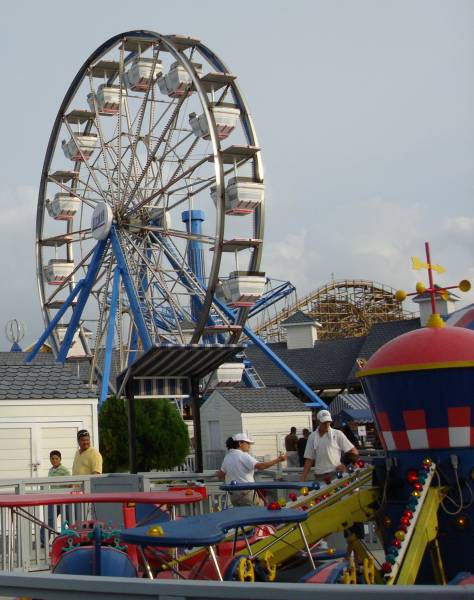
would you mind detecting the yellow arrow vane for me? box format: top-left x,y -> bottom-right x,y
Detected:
411,256 -> 446,274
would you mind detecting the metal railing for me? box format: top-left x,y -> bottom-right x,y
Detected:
0,457 -> 383,574
0,573 -> 470,599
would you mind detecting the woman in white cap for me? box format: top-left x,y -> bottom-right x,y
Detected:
300,409 -> 358,482
216,433 -> 287,506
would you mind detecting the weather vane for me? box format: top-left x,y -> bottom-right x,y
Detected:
395,241 -> 471,328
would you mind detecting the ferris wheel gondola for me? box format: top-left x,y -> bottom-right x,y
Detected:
31,30 -> 266,399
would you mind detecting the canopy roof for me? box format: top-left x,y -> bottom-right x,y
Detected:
117,344 -> 243,395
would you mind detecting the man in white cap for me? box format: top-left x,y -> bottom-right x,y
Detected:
216,433 -> 287,506
300,409 -> 358,481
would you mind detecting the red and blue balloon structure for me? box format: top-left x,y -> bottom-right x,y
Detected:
359,242 -> 474,581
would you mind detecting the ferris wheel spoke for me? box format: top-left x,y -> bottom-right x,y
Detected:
116,41 -> 126,210
121,93 -> 189,214
120,48 -> 162,209
48,174 -> 102,210
165,156 -> 250,211
63,120 -> 109,202
127,151 -> 210,218
147,131 -> 195,191
87,76 -> 115,197
121,230 -> 191,332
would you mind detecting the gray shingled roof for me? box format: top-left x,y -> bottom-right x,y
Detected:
0,351 -> 102,390
213,387 -> 311,413
0,352 -> 55,365
281,311 -> 315,325
244,318 -> 421,391
244,336 -> 365,389
347,318 -> 421,382
0,362 -> 98,400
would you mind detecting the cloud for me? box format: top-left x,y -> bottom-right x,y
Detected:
0,185 -> 36,226
262,196 -> 422,296
445,216 -> 474,235
0,185 -> 40,350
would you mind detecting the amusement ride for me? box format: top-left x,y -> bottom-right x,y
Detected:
26,29 -> 325,409
13,29 -> 474,592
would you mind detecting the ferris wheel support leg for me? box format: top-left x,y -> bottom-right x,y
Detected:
56,239 -> 108,363
99,268 -> 121,406
25,279 -> 85,363
243,325 -> 327,408
110,227 -> 153,352
213,297 -> 327,408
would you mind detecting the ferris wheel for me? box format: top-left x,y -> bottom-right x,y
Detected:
31,30 -> 266,399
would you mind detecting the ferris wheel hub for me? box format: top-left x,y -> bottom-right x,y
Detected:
91,202 -> 113,240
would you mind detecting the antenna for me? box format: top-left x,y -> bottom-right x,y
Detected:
5,319 -> 26,352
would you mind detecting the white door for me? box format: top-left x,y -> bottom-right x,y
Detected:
0,421 -> 84,478
0,426 -> 34,478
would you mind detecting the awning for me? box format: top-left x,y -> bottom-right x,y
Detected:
330,393 -> 369,415
116,344 -> 243,396
339,408 -> 373,423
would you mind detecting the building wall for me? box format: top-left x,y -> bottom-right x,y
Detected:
286,325 -> 317,349
241,412 -> 312,460
0,399 -> 98,478
200,392 -> 242,468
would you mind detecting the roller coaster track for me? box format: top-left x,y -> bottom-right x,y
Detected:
253,279 -> 415,341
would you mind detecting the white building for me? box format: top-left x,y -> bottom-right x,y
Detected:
200,388 -> 312,468
280,310 -> 321,349
0,353 -> 98,478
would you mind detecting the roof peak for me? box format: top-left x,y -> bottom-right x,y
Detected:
281,310 -> 318,325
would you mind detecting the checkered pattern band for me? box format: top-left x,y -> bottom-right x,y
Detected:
376,407 -> 473,451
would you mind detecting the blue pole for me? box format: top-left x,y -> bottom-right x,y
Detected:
182,210 -> 205,323
110,227 -> 153,352
57,239 -> 108,363
128,328 -> 138,366
25,279 -> 85,363
99,268 -> 120,405
243,324 -> 327,408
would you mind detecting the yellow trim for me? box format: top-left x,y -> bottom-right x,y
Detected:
358,360 -> 474,378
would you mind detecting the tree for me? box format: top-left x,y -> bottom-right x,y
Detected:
99,396 -> 190,472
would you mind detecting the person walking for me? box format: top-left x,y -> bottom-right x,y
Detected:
284,426 -> 299,468
216,433 -> 287,506
72,430 -> 103,475
300,410 -> 358,481
297,428 -> 310,467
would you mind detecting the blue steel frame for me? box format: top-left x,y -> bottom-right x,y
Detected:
100,268 -> 120,405
28,220 -> 325,408
27,227 -> 154,404
248,280 -> 296,319
214,297 -> 327,408
56,239 -> 109,363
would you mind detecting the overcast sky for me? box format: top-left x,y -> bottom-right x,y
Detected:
0,0 -> 473,349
